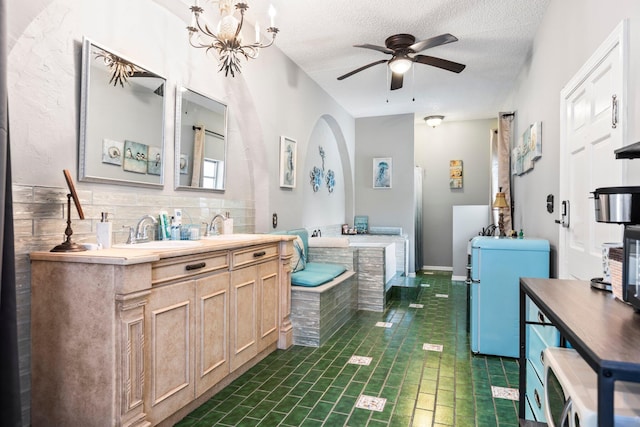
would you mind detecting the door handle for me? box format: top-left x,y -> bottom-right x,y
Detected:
612,94 -> 618,129
555,200 -> 570,227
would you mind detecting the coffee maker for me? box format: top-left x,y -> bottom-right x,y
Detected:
593,185 -> 640,310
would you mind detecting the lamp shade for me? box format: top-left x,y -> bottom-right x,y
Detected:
493,190 -> 509,209
424,115 -> 444,128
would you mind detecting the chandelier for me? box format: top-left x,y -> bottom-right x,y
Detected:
187,0 -> 279,77
94,49 -> 139,87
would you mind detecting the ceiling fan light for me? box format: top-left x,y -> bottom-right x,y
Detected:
389,57 -> 412,74
424,115 -> 444,127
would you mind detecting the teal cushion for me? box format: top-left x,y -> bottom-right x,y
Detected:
291,270 -> 335,287
305,262 -> 346,277
287,229 -> 310,262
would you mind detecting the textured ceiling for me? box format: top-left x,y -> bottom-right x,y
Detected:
165,0 -> 551,121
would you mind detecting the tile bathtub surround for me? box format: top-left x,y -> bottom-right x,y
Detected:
177,271 -> 520,427
12,183 -> 255,425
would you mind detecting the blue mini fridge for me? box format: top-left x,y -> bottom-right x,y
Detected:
470,237 -> 549,358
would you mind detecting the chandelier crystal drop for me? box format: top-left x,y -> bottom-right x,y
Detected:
187,0 -> 279,77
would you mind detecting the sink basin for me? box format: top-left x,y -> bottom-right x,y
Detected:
112,240 -> 203,250
201,234 -> 257,241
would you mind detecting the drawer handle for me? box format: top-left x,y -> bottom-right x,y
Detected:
534,389 -> 542,409
540,350 -> 544,365
537,311 -> 546,323
253,251 -> 266,258
185,262 -> 206,271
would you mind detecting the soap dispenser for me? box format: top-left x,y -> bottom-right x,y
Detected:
96,212 -> 112,249
223,211 -> 234,235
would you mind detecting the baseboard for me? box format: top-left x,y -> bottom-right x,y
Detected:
422,265 -> 453,272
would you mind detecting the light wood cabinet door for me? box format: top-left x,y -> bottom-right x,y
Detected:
195,272 -> 230,397
258,260 -> 279,352
230,266 -> 258,372
145,280 -> 195,425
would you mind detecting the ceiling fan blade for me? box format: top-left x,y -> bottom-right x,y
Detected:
414,55 -> 466,73
390,72 -> 404,90
409,33 -> 458,53
354,43 -> 394,55
337,59 -> 388,80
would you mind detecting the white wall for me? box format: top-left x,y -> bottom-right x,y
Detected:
355,114 -> 416,272
502,0 -> 640,276
415,118 -> 495,269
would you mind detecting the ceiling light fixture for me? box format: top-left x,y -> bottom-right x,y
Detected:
424,115 -> 444,128
388,55 -> 412,74
187,0 -> 279,77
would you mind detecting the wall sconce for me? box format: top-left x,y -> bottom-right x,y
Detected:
424,115 -> 444,128
493,187 -> 509,237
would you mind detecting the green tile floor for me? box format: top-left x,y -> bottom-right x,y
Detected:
176,271 -> 520,426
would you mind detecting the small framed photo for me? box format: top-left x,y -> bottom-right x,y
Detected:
373,157 -> 392,189
279,136 -> 297,188
123,140 -> 148,174
102,138 -> 123,166
179,154 -> 189,175
449,159 -> 463,189
147,146 -> 162,176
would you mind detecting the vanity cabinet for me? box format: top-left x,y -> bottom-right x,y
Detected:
30,236 -> 293,427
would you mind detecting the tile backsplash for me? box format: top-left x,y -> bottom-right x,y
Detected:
12,183 -> 255,425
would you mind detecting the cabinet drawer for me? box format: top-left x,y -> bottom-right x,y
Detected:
526,359 -> 546,422
527,326 -> 547,380
231,244 -> 278,269
152,252 -> 229,285
527,298 -> 559,346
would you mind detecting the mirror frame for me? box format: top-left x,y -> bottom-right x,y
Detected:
174,86 -> 228,192
78,37 -> 166,188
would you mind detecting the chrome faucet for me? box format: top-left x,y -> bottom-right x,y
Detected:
207,213 -> 226,236
135,214 -> 158,243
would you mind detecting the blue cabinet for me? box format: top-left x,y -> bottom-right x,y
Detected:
524,299 -> 560,422
470,237 -> 550,358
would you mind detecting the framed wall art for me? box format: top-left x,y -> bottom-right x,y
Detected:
373,157 -> 392,189
279,136 -> 297,188
449,160 -> 463,188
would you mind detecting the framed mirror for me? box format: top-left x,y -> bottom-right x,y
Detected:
174,87 -> 227,192
79,38 -> 166,188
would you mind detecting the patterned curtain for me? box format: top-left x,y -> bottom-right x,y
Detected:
497,113 -> 513,233
191,125 -> 206,187
0,0 -> 23,423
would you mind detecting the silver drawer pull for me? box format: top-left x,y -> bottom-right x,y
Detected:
253,251 -> 266,258
185,262 -> 206,271
534,389 -> 542,409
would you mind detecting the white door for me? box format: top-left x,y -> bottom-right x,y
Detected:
559,21 -> 627,280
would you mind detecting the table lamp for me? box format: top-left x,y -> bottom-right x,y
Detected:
493,187 -> 509,237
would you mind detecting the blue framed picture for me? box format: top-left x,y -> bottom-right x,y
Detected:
373,157 -> 392,189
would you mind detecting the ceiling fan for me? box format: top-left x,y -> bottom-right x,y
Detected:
337,33 -> 466,90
